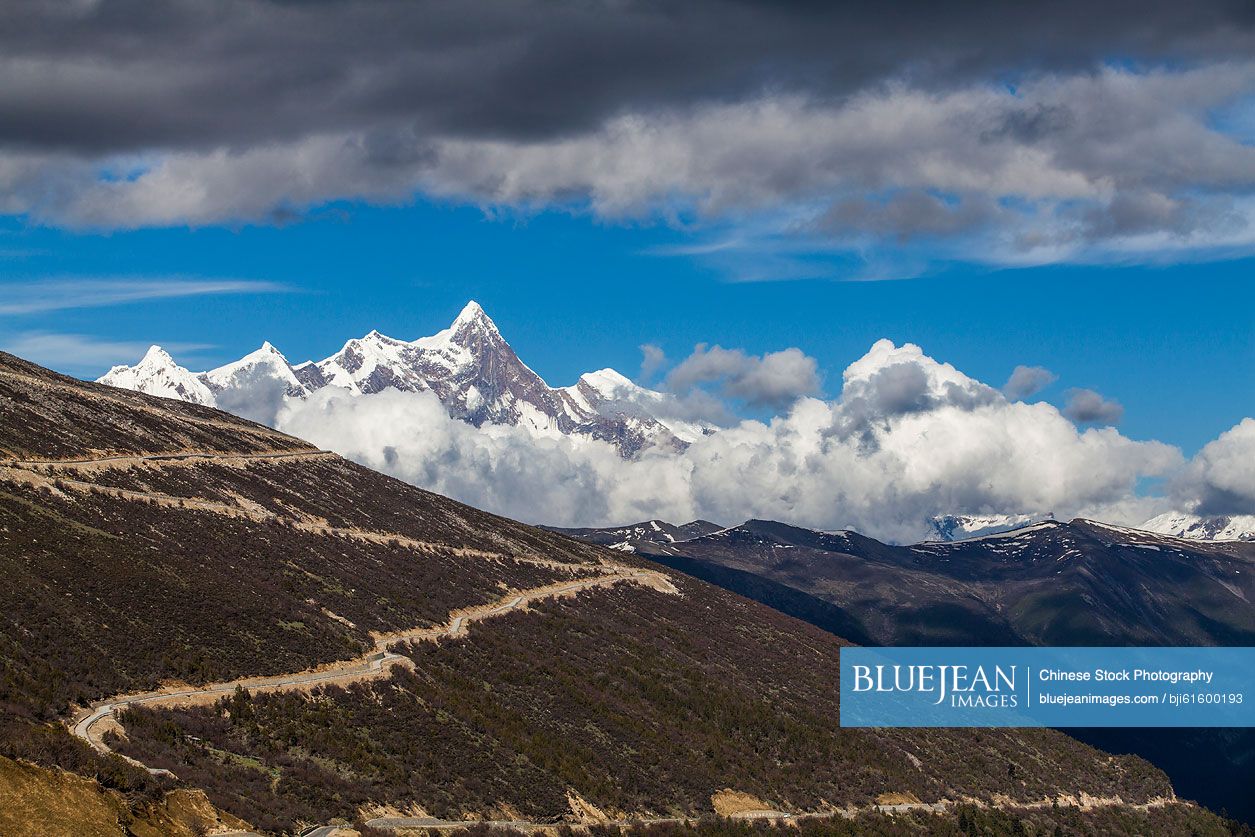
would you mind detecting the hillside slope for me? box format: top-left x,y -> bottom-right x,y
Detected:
0,351 -> 1238,835
554,516 -> 1255,822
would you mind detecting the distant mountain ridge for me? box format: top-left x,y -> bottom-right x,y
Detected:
926,512 -> 1055,541
1140,510 -> 1255,542
99,301 -> 709,458
543,519 -> 725,552
926,511 -> 1253,543
552,515 -> 1255,646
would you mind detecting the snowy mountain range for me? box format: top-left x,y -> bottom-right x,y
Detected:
925,511 -> 1253,543
99,301 -> 709,458
98,301 -> 1253,543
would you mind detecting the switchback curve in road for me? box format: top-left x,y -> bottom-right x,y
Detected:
70,569 -> 677,770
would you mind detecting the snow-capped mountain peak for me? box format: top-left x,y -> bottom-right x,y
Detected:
579,368 -> 638,397
100,345 -> 215,405
452,299 -> 495,331
140,344 -> 174,365
235,341 -> 287,365
203,341 -> 308,398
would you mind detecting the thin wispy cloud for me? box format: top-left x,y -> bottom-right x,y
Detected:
0,278 -> 289,315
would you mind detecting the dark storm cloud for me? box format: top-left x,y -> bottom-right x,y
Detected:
6,0 -> 1255,254
818,192 -> 999,242
981,104 -> 1076,145
2,0 -> 1254,155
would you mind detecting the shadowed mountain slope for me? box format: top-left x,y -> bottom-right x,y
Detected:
555,517 -> 1254,647
554,516 -> 1255,823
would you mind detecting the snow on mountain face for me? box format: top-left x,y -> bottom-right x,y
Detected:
99,346 -> 215,406
1139,511 -> 1255,542
202,342 -> 309,398
561,369 -> 710,445
96,301 -> 702,458
927,513 -> 1054,542
545,519 -> 725,550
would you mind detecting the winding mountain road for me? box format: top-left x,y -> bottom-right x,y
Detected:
357,796 -> 1174,833
5,450 -> 589,572
10,449 -> 332,469
70,569 -> 676,767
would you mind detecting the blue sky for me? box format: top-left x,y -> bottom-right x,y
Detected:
1,198 -> 1250,456
3,1 -> 1255,479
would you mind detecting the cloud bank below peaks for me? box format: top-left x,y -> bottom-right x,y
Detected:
273,338 -> 1191,542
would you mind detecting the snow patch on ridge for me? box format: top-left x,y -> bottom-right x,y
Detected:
1140,511 -> 1255,542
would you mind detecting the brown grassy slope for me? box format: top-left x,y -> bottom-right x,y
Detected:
0,351 -> 615,722
117,580 -> 1177,833
0,755 -> 248,837
0,349 -> 615,832
0,351 -> 308,458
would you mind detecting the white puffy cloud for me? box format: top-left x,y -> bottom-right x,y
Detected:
1170,418 -> 1255,516
637,343 -> 667,384
275,387 -> 697,527
272,338 -> 1186,542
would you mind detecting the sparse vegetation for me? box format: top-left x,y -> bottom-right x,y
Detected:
116,582 -> 1176,833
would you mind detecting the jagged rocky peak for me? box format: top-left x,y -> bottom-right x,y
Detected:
450,299 -> 499,336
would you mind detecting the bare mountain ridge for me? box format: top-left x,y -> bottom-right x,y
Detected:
553,515 -> 1255,646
